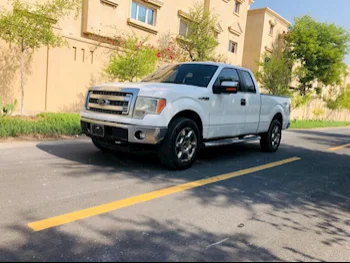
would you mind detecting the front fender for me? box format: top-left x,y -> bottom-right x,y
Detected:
162,98 -> 209,135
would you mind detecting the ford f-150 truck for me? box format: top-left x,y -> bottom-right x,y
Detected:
80,62 -> 291,169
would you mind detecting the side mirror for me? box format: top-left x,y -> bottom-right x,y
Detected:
213,81 -> 239,94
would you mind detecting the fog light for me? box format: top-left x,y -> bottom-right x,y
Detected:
135,131 -> 146,140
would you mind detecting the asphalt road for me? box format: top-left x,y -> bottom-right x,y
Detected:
0,128 -> 349,262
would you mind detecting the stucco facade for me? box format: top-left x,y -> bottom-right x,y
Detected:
242,7 -> 290,73
205,0 -> 254,66
1,0 -> 256,113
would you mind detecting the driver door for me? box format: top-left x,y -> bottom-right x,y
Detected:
209,68 -> 246,138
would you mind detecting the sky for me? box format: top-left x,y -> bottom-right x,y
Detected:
251,0 -> 350,65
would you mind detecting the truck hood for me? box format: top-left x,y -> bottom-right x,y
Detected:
92,82 -> 199,97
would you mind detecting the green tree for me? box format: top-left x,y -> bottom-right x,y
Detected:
177,2 -> 219,61
255,45 -> 294,96
105,35 -> 158,82
323,84 -> 350,119
291,92 -> 313,112
0,0 -> 81,114
286,15 -> 350,95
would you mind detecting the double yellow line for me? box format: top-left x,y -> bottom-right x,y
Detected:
28,157 -> 301,232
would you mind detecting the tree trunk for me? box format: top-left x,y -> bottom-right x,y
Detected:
326,110 -> 334,120
20,48 -> 25,115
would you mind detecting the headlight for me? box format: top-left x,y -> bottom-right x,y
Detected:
133,97 -> 166,119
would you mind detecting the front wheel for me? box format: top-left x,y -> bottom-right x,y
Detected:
260,120 -> 282,152
158,118 -> 200,170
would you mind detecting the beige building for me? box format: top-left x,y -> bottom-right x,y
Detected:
206,0 -> 254,66
1,0 -> 255,114
242,7 -> 290,74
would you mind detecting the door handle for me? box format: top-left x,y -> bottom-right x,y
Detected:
241,98 -> 246,106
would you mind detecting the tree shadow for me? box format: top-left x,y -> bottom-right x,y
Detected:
0,44 -> 20,104
0,43 -> 33,110
288,129 -> 350,148
60,74 -> 102,113
0,215 -> 281,262
1,130 -> 348,261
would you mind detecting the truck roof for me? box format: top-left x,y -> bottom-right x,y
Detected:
178,62 -> 251,72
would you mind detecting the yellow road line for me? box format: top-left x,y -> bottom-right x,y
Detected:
329,143 -> 350,151
28,157 -> 301,232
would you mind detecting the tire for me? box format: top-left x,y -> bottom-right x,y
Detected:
158,118 -> 200,170
260,119 -> 282,152
92,138 -> 111,153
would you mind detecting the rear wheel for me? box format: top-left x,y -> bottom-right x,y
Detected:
158,118 -> 200,170
260,120 -> 282,152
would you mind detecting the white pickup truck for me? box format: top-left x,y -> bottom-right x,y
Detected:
81,62 -> 291,169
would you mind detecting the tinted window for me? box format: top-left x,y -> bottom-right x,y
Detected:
142,64 -> 218,88
138,5 -> 147,23
241,71 -> 256,93
131,2 -> 137,19
214,68 -> 241,91
131,2 -> 155,26
179,20 -> 188,36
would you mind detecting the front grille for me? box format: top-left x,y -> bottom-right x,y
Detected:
88,108 -> 123,115
92,90 -> 130,97
89,98 -> 129,107
87,90 -> 133,115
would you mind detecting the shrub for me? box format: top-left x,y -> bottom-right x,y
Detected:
312,108 -> 325,120
105,35 -> 158,82
0,97 -> 17,116
0,113 -> 81,138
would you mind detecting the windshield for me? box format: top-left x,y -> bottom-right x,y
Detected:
141,64 -> 219,88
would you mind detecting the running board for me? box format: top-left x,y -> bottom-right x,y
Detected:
204,135 -> 260,148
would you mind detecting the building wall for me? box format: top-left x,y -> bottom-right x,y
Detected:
242,12 -> 265,72
82,0 -> 200,45
242,7 -> 290,73
2,0 -> 346,118
1,0 -> 253,113
206,0 -> 253,66
260,9 -> 290,54
1,0 -> 206,113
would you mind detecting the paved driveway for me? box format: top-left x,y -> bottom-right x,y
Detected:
0,128 -> 349,261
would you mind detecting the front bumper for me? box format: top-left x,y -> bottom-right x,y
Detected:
81,117 -> 167,145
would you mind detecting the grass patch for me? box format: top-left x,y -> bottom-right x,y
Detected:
0,113 -> 81,138
1,113 -> 349,139
290,120 -> 350,129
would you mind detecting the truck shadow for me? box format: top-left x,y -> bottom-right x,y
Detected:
31,133 -> 350,261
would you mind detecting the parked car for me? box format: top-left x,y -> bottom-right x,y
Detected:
80,62 -> 291,169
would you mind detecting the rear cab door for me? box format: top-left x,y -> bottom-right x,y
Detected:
238,70 -> 261,135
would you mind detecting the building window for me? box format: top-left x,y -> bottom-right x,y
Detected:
131,1 -> 155,26
81,48 -> 85,62
234,1 -> 240,14
73,47 -> 77,61
229,41 -> 238,54
179,19 -> 189,36
269,24 -> 274,35
90,51 -> 94,64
